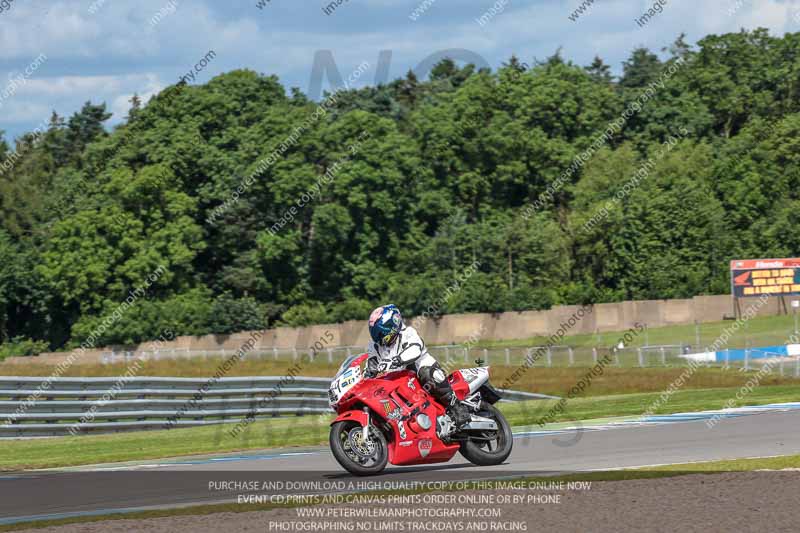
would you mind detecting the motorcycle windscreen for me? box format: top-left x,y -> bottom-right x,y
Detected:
329,353 -> 369,406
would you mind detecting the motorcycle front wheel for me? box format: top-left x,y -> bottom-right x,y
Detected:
329,420 -> 389,476
459,403 -> 513,466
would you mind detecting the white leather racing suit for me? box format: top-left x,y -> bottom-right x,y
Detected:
366,325 -> 438,376
365,325 -> 469,425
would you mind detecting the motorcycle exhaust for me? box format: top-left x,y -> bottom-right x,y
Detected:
460,415 -> 498,431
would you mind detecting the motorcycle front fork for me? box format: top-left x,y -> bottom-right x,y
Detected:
362,406 -> 370,441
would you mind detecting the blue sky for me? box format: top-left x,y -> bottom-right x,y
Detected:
0,0 -> 798,142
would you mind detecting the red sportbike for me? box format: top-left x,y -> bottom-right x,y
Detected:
328,353 -> 513,476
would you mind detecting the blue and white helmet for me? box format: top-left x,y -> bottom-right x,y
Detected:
368,304 -> 403,346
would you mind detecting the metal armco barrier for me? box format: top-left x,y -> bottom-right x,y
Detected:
0,376 -> 551,437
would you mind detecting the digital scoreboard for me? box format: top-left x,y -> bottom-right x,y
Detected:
730,258 -> 800,297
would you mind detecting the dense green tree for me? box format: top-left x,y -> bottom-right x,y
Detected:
686,29 -> 791,138
585,56 -> 613,84
208,292 -> 266,334
2,29 -> 800,352
619,48 -> 662,89
0,230 -> 15,341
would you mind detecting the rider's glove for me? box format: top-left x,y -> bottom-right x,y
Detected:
364,358 -> 378,378
376,356 -> 402,375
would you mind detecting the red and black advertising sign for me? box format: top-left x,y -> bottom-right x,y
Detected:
730,258 -> 800,297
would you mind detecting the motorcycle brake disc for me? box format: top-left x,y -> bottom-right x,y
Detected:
347,427 -> 377,458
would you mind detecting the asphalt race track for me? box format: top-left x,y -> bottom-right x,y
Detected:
3,407 -> 800,525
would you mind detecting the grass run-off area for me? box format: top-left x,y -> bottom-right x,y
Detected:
475,312 -> 800,350
2,384 -> 798,471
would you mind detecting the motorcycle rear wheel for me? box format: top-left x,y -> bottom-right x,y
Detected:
459,403 -> 513,466
330,420 -> 389,476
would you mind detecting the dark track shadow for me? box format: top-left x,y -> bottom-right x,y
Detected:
323,461 -> 514,479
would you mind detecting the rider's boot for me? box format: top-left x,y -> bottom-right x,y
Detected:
418,362 -> 471,428
444,391 -> 471,428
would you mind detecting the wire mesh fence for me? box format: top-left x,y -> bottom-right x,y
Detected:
92,314 -> 800,379
100,342 -> 800,377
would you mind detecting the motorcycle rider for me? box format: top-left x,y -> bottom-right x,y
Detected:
365,304 -> 471,428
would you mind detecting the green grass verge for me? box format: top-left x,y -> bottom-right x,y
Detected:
3,384 -> 798,471
475,312 -> 800,350
0,501 -> 294,532
3,453 -> 798,532
1,412 -> 334,471
500,383 -> 800,427
3,357 -> 799,398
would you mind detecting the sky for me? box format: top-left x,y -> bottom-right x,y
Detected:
0,0 -> 798,143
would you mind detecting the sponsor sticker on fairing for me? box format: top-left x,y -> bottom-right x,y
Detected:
397,420 -> 407,439
418,438 -> 432,458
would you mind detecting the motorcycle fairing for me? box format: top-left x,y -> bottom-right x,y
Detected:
379,371 -> 460,466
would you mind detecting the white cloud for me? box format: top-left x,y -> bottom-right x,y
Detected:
0,2 -> 99,60
109,74 -> 164,122
0,0 -> 797,139
19,75 -> 125,97
1,73 -> 163,125
0,101 -> 51,123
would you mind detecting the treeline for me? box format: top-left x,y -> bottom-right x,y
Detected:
1,29 -> 800,353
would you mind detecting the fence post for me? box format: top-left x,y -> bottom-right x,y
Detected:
346,347 -> 352,358
694,321 -> 700,351
568,347 -> 574,366
483,348 -> 488,364
308,349 -> 314,363
780,357 -> 785,377
592,347 -> 598,364
463,347 -> 468,363
505,348 -> 510,365
744,349 -> 750,371
725,349 -> 730,369
327,348 -> 333,364
795,357 -> 800,378
660,346 -> 666,366
293,347 -> 298,362
273,347 -> 278,361
445,346 -> 450,360
546,347 -> 552,367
